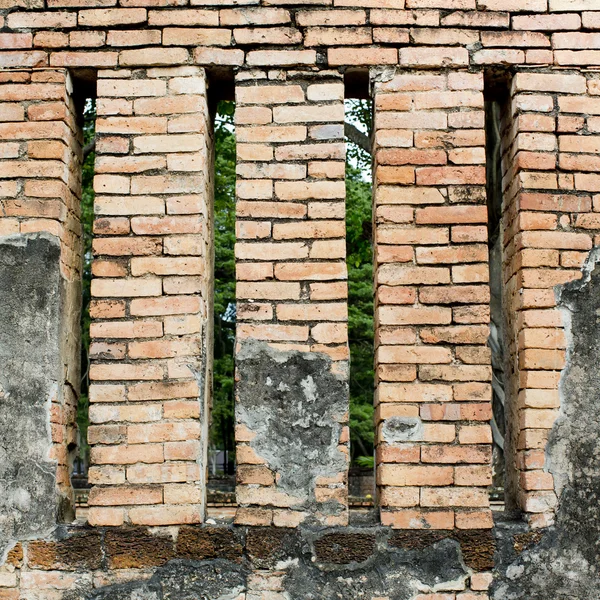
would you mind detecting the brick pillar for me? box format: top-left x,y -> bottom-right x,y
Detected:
502,70 -> 600,528
0,69 -> 82,539
88,66 -> 213,527
372,69 -> 493,530
234,69 -> 349,527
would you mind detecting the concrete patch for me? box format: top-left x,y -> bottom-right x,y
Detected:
0,234 -> 64,558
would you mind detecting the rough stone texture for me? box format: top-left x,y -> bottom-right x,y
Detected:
104,527 -> 176,569
28,529 -> 102,571
312,531 -> 376,565
491,253 -> 600,599
236,341 -> 348,522
2,524 -> 494,600
176,525 -> 242,562
85,560 -> 247,600
0,70 -> 83,559
0,234 -> 64,558
391,529 -> 495,571
245,526 -> 302,569
283,535 -> 467,600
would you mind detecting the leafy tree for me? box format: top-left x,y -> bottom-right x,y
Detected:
77,99 -> 96,469
346,166 -> 374,465
345,100 -> 375,467
210,102 -> 237,472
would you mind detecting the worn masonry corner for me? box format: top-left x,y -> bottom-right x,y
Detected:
0,233 -> 65,559
491,247 -> 600,599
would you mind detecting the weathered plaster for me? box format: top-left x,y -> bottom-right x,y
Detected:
0,234 -> 64,557
491,250 -> 600,599
236,341 -> 348,515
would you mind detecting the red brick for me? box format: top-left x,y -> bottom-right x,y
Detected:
378,465 -> 454,487
381,509 -> 454,530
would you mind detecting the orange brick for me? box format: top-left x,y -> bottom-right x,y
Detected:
377,345 -> 452,364
378,306 -> 452,325
377,286 -> 417,305
458,425 -> 493,445
91,444 -> 164,465
454,510 -> 493,529
129,505 -> 201,526
377,464 -> 454,487
379,487 -> 420,507
328,46 -> 398,65
88,486 -> 162,507
454,466 -> 492,487
377,444 -> 421,465
421,445 -> 491,464
381,509 -> 454,530
421,487 -> 489,508
416,206 -> 488,225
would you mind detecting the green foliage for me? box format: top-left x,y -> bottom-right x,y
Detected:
355,455 -> 375,469
345,101 -> 375,465
78,99 -> 96,464
211,102 -> 237,470
345,99 -> 373,175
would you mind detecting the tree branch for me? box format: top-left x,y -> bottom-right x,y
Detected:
345,122 -> 371,155
83,139 -> 95,160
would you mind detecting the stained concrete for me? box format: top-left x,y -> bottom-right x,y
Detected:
83,560 -> 247,600
236,341 -> 348,515
491,251 -> 600,599
0,234 -> 64,557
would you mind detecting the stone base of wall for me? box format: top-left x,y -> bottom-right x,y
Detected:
1,522 -> 496,600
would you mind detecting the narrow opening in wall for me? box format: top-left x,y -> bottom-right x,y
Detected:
206,94 -> 237,521
72,94 -> 96,520
345,75 -> 376,514
484,73 -> 511,513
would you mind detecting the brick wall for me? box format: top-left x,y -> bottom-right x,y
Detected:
0,68 -> 82,510
1,3 -> 600,73
501,69 -> 600,528
2,1 -> 600,598
234,69 -> 350,527
88,65 -> 213,527
372,69 -> 493,531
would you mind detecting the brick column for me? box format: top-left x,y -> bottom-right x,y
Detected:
88,66 -> 213,527
234,69 -> 349,527
0,69 -> 82,537
502,70 -> 600,528
372,70 -> 493,530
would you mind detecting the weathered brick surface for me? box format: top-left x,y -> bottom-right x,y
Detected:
372,70 -> 492,530
500,70 -> 600,529
0,2 -> 598,71
235,70 -> 349,527
1,2 -> 600,597
88,66 -> 212,527
0,68 -> 82,507
0,524 -> 498,599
